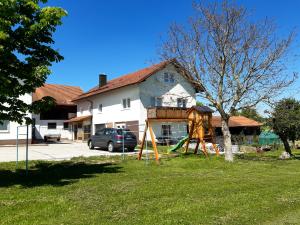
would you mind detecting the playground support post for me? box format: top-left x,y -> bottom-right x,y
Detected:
148,121 -> 159,162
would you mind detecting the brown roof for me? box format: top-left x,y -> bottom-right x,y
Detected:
65,115 -> 92,123
212,116 -> 263,128
33,84 -> 83,105
73,59 -> 194,101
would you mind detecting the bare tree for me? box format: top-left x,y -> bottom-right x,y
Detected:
160,0 -> 297,161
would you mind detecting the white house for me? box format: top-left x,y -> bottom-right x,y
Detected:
0,93 -> 33,145
0,84 -> 82,145
32,84 -> 83,141
70,60 -> 199,142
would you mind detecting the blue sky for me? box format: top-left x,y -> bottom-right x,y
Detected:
47,0 -> 300,99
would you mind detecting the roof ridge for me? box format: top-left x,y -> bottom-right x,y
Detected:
74,59 -> 173,101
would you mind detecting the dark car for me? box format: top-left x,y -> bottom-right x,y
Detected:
88,128 -> 137,152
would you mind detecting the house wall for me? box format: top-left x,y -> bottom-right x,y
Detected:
139,64 -> 196,140
0,93 -> 32,144
74,64 -> 197,142
91,85 -> 141,135
32,114 -> 72,140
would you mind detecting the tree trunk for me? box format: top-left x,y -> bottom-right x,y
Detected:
282,138 -> 292,155
221,118 -> 233,162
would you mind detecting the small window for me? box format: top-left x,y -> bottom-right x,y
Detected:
164,73 -> 169,82
79,107 -> 83,114
98,104 -> 102,112
0,120 -> 9,131
169,73 -> 175,83
156,97 -> 163,107
48,123 -> 57,130
162,125 -> 172,136
63,122 -> 69,130
122,98 -> 131,109
164,72 -> 175,83
177,98 -> 187,108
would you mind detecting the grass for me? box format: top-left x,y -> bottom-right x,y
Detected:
1,150 -> 300,225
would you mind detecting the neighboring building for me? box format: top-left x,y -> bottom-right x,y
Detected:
32,84 -> 83,141
212,116 -> 262,145
0,93 -> 33,145
70,60 -> 200,141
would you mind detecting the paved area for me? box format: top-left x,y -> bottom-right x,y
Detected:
0,142 -> 141,162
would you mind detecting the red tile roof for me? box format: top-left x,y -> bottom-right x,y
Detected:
212,116 -> 263,128
33,84 -> 83,105
73,59 -> 186,101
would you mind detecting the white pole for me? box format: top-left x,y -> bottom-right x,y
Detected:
25,125 -> 29,176
16,126 -> 19,170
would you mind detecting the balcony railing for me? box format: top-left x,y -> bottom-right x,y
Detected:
147,107 -> 189,120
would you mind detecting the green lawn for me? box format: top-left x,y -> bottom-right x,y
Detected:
1,150 -> 300,225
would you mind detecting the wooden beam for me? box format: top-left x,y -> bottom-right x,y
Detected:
138,121 -> 148,160
185,120 -> 194,153
148,121 -> 159,162
194,139 -> 200,154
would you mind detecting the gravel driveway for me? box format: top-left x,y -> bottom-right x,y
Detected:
0,142 -> 138,162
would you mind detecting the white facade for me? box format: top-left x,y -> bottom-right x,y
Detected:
0,93 -> 33,144
32,114 -> 73,140
75,64 -> 197,141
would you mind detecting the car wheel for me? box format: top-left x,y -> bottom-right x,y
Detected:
107,142 -> 114,152
88,140 -> 94,150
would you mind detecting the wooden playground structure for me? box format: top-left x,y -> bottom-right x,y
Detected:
138,106 -> 219,161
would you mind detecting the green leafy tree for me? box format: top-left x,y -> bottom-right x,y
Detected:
0,0 -> 67,124
271,98 -> 300,155
237,107 -> 264,122
196,101 -> 204,106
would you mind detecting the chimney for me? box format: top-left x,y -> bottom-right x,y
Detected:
99,74 -> 107,87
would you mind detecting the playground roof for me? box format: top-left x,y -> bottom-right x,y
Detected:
188,106 -> 214,113
212,116 -> 262,128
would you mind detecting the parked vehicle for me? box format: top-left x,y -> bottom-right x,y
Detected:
88,128 -> 137,152
44,134 -> 61,142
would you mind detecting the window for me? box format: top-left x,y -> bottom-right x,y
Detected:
150,97 -> 163,107
63,122 -> 69,130
177,98 -> 187,108
98,104 -> 103,112
95,129 -> 105,136
122,98 -> 131,109
156,97 -> 163,107
0,120 -> 9,131
84,125 -> 91,133
48,123 -> 57,130
164,72 -> 175,83
79,107 -> 83,114
162,125 -> 172,136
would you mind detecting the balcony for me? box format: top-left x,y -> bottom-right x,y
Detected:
147,107 -> 188,121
